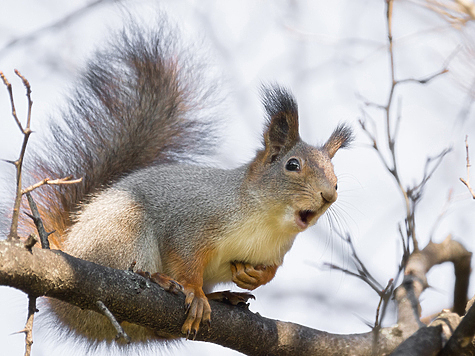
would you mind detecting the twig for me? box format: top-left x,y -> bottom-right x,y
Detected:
323,262 -> 383,294
14,70 -> 32,129
375,279 -> 394,329
359,0 -> 450,254
460,135 -> 475,198
1,70 -> 33,240
96,301 -> 131,344
0,0 -> 117,60
323,232 -> 400,338
397,68 -> 448,85
128,261 -> 137,272
0,71 -> 24,132
372,279 -> 394,356
25,193 -> 50,249
16,296 -> 37,356
21,176 -> 83,195
23,234 -> 38,252
324,233 -> 384,296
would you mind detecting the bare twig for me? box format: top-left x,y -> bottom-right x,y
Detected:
372,279 -> 394,356
460,135 -> 475,198
25,193 -> 50,249
0,0 -> 118,60
14,70 -> 32,129
0,71 -> 24,131
359,0 -> 450,254
1,70 -> 33,240
397,68 -> 448,85
324,262 -> 383,294
375,279 -> 394,329
128,261 -> 137,272
324,233 -> 384,295
21,176 -> 83,195
15,296 -> 37,356
22,234 -> 37,251
96,301 -> 131,344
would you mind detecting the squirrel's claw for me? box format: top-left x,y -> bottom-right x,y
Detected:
181,286 -> 211,338
135,270 -> 184,295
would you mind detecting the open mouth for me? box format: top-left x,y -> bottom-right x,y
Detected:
295,210 -> 317,230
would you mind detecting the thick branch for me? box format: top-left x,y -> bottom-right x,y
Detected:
440,295 -> 475,355
405,236 -> 471,316
0,239 -> 413,356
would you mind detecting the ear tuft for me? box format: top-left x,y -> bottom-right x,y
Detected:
323,124 -> 354,158
261,85 -> 298,123
260,85 -> 300,162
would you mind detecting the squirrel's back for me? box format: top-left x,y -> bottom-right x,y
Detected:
23,21 -> 219,243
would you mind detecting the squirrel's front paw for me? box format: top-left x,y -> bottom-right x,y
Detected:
231,262 -> 278,290
181,286 -> 211,339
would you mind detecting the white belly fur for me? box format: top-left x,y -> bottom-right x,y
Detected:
202,212 -> 297,291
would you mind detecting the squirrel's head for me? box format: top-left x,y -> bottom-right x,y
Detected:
247,85 -> 353,233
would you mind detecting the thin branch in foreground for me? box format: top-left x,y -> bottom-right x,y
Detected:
396,68 -> 448,85
0,71 -> 24,131
1,70 -> 34,240
460,135 -> 475,198
96,300 -> 131,344
374,279 -> 394,330
358,0 -> 452,257
323,233 -> 383,296
24,296 -> 37,356
21,176 -> 83,195
13,296 -> 37,356
372,278 -> 394,356
14,69 -> 33,129
25,193 -> 50,249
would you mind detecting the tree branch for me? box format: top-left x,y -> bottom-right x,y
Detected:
25,193 -> 50,249
1,233 -> 470,355
460,135 -> 475,199
0,239 -> 438,356
1,70 -> 33,240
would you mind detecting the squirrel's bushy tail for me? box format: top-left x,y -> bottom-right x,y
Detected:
24,21 -> 219,244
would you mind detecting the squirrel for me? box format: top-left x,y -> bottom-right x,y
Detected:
21,20 -> 353,345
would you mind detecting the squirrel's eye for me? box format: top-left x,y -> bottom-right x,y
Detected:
335,183 -> 338,190
285,158 -> 301,172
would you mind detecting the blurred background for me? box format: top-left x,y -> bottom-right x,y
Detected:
1,0 -> 475,355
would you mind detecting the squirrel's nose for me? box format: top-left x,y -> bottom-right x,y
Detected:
320,185 -> 337,204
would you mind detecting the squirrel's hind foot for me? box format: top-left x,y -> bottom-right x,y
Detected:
181,285 -> 211,339
135,270 -> 184,295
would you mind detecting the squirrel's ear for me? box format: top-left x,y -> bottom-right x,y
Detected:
261,85 -> 300,163
323,124 -> 354,158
